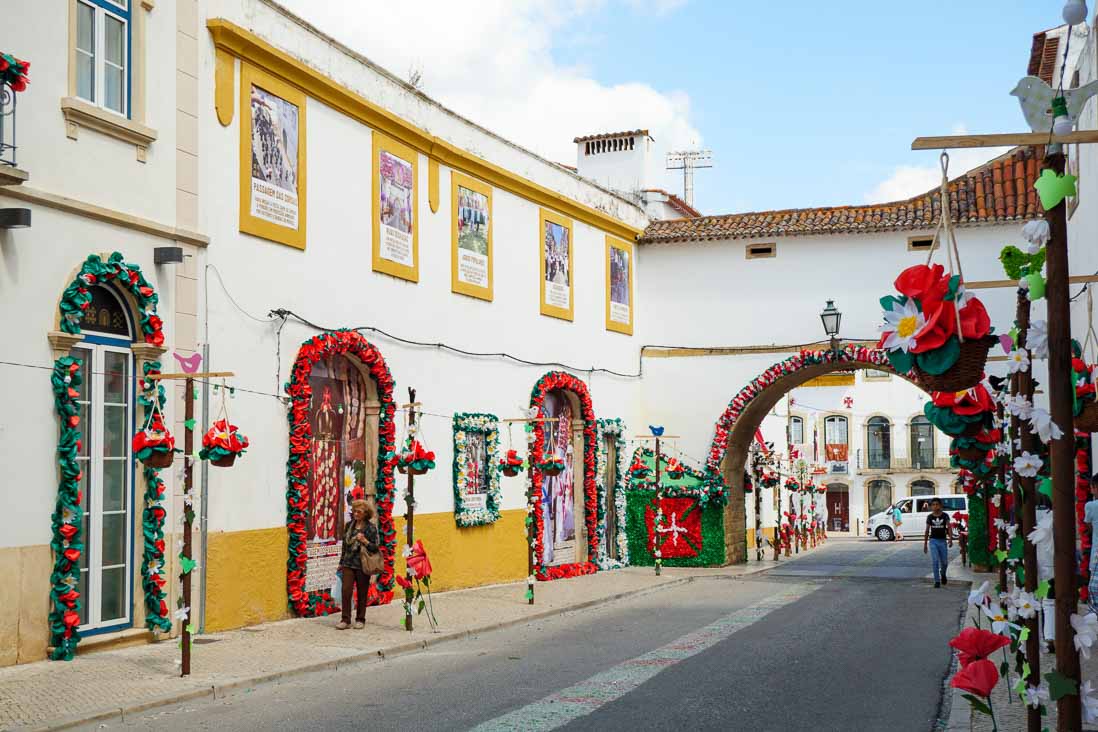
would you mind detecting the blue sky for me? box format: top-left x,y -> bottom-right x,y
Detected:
287,1 -> 1067,218
549,1 -> 1062,214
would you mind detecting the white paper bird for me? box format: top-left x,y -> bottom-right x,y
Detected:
1010,75 -> 1098,132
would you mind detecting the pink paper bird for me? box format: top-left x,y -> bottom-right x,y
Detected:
173,352 -> 202,374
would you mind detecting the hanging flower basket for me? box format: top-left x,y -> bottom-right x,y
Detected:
665,457 -> 685,480
760,472 -> 780,490
199,419 -> 249,468
0,53 -> 30,92
924,385 -> 994,437
784,477 -> 800,492
498,448 -> 524,477
540,455 -> 567,477
1073,352 -> 1098,432
133,415 -> 175,469
628,456 -> 651,482
397,439 -> 435,476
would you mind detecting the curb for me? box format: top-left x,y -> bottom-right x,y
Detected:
33,571 -> 759,731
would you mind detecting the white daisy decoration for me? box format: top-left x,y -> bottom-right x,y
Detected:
1028,510 -> 1053,549
1081,680 -> 1098,723
1007,349 -> 1031,374
1021,220 -> 1051,250
1014,452 -> 1043,478
1028,407 -> 1063,444
1072,612 -> 1098,659
1027,320 -> 1048,360
880,299 -> 926,352
968,580 -> 990,607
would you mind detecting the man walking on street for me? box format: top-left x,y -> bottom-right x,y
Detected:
923,497 -> 952,588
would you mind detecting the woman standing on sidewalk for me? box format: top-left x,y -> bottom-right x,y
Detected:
923,498 -> 952,588
337,499 -> 379,630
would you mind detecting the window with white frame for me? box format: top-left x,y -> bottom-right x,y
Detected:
76,0 -> 131,117
789,416 -> 804,446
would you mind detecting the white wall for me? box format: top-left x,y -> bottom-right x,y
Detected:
575,134 -> 650,197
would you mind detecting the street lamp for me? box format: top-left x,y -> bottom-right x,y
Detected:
820,300 -> 842,355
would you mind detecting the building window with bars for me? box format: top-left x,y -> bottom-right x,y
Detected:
866,416 -> 891,469
910,416 -> 935,469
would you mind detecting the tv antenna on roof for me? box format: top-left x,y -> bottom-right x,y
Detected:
665,148 -> 713,207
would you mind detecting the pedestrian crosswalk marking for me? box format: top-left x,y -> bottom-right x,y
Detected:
469,583 -> 818,732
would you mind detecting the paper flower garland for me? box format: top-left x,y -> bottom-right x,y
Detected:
48,357 -> 84,660
878,264 -> 993,387
0,52 -> 30,92
528,371 -> 599,581
136,361 -> 172,636
59,252 -> 164,347
595,418 -> 629,570
284,331 -> 397,616
199,419 -> 249,467
452,413 -> 502,527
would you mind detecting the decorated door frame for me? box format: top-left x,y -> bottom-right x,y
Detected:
595,418 -> 628,568
528,371 -> 598,580
46,252 -> 169,661
284,330 -> 398,616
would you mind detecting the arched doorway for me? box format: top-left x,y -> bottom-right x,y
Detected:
825,482 -> 850,533
529,371 -> 598,580
284,331 -> 397,617
703,346 -> 932,563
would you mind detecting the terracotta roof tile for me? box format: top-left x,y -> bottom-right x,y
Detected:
639,147 -> 1043,244
642,188 -> 702,218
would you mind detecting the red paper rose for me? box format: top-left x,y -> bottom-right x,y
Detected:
895,264 -> 949,307
949,658 -> 999,697
911,300 -> 956,353
949,627 -> 1010,666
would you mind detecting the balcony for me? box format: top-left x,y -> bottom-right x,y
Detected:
0,82 -> 28,186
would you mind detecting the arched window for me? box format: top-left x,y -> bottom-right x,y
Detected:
789,416 -> 804,446
867,478 -> 893,518
910,416 -> 935,469
910,479 -> 936,497
69,285 -> 134,631
824,415 -> 849,462
867,417 -> 891,469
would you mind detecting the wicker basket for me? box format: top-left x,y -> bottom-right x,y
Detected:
914,336 -> 996,392
1076,400 -> 1098,432
142,450 -> 173,469
501,465 -> 522,478
211,453 -> 237,468
541,464 -> 564,477
397,464 -> 428,476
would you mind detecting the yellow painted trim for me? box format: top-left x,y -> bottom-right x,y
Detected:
239,62 -> 307,250
539,208 -> 574,321
801,373 -> 855,388
207,19 -> 643,244
428,158 -> 440,213
605,235 -> 634,336
372,133 -> 420,282
450,171 -> 493,301
214,48 -> 235,126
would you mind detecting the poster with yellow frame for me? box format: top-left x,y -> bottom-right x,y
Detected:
239,63 -> 307,250
605,235 -> 634,335
372,134 -> 419,282
539,209 -> 574,321
451,172 -> 493,300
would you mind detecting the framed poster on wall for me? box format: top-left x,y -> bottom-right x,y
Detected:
539,209 -> 574,321
451,172 -> 493,300
372,134 -> 419,282
605,235 -> 634,335
239,63 -> 307,249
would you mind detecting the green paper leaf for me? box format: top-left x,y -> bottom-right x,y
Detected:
995,549 -> 1008,563
887,348 -> 915,374
1020,627 -> 1031,644
1023,661 -> 1032,678
1036,579 -> 1050,600
1044,670 -> 1078,701
179,556 -> 196,574
185,623 -> 195,634
524,589 -> 534,601
184,418 -> 196,431
1025,273 -> 1046,301
915,337 -> 961,375
1034,168 -> 1078,210
1009,326 -> 1019,346
962,693 -> 993,716
1038,478 -> 1053,500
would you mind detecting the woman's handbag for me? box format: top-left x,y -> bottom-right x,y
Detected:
359,545 -> 384,575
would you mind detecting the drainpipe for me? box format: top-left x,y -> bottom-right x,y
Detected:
198,341 -> 210,634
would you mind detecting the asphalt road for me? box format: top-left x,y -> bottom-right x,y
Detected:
84,539 -> 965,732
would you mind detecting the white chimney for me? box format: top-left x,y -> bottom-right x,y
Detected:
573,129 -> 651,196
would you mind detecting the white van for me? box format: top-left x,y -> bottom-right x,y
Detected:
866,495 -> 968,541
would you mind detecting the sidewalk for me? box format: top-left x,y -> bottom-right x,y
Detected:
0,555 -> 802,731
942,557 -> 1098,731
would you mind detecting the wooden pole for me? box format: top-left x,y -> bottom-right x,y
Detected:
753,453 -> 763,561
1043,150 -> 1082,731
654,436 -> 662,576
527,457 -> 535,605
1013,289 -> 1043,732
181,377 -> 193,677
404,387 -> 416,633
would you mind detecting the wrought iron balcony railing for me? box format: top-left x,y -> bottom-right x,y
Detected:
0,82 -> 17,167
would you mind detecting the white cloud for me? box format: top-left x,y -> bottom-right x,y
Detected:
863,124 -> 1009,203
276,0 -> 700,186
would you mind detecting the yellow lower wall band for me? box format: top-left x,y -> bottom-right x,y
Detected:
746,526 -> 776,548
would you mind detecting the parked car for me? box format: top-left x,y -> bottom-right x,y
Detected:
866,495 -> 968,541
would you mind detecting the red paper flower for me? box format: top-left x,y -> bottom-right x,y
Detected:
959,298 -> 991,339
949,658 -> 999,697
895,264 -> 949,307
394,574 -> 412,590
930,385 -> 993,415
949,627 -> 1010,666
59,523 -> 77,540
63,610 -> 80,628
645,497 -> 702,559
407,539 -> 432,579
911,300 -> 957,353
63,548 -> 80,562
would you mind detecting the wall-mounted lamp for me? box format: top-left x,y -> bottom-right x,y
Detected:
0,208 -> 31,229
154,246 -> 184,265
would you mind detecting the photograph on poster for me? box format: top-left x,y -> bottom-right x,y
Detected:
249,85 -> 299,230
462,431 -> 488,510
543,219 -> 571,310
540,391 -> 576,566
379,150 -> 415,267
456,184 -> 489,288
609,246 -> 630,317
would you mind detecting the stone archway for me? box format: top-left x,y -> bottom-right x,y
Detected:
701,345 -> 931,564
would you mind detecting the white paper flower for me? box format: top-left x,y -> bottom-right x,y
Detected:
173,605 -> 190,621
1027,320 -> 1049,360
1005,395 -> 1033,420
991,494 -> 1001,508
994,518 -> 1018,541
1023,682 -> 1050,709
1022,220 -> 1051,251
1028,510 -> 1053,549
881,299 -> 926,352
1007,349 -> 1031,374
1082,680 -> 1098,723
1014,452 -> 1043,478
1072,612 -> 1098,659
402,544 -> 413,558
1011,588 -> 1038,619
968,580 -> 990,607
1028,407 -> 1063,444
983,601 -> 1017,635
